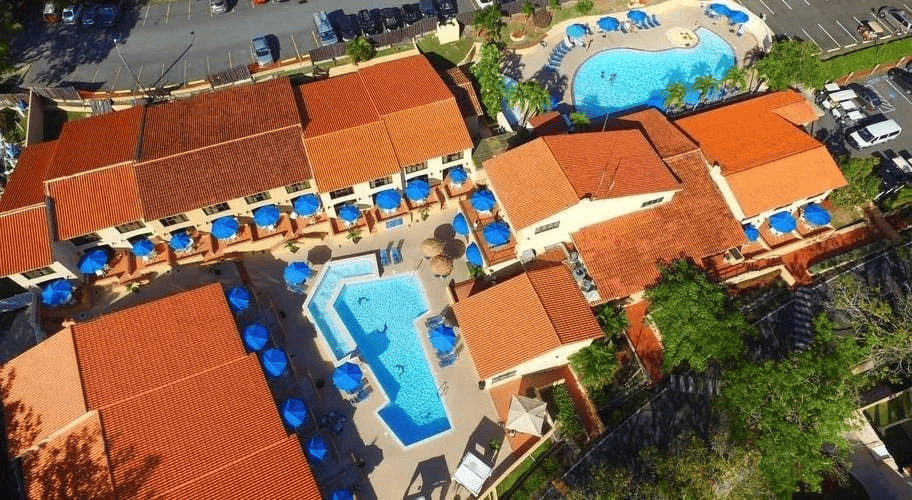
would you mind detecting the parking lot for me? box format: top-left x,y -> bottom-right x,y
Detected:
12,0 -> 478,90
739,0 -> 912,55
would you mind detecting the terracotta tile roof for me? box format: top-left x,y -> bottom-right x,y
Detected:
297,72 -> 382,138
48,107 -> 141,179
442,65 -> 483,118
606,108 -> 698,159
0,140 -> 56,212
1,329 -> 86,459
48,163 -> 144,240
573,150 -> 745,299
770,99 -> 819,126
725,147 -> 847,217
21,412 -> 114,500
453,256 -> 602,380
305,122 -> 401,193
529,111 -> 567,137
675,91 -> 822,175
484,131 -> 680,230
0,205 -> 55,276
139,78 -> 302,162
382,99 -> 473,166
161,437 -> 320,500
358,54 -> 456,115
135,127 -> 311,220
99,356 -> 302,499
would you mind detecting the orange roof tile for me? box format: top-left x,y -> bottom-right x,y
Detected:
0,205 -> 55,276
1,329 -> 86,459
0,140 -> 56,212
382,99 -> 473,166
528,111 -> 567,137
48,107 -> 141,179
72,284 -> 246,409
20,412 -> 114,500
48,163 -> 144,240
770,99 -> 819,126
305,122 -> 401,193
135,127 -> 311,220
138,78 -> 302,162
442,65 -> 483,118
484,131 -> 680,230
358,54 -> 456,115
606,108 -> 698,159
298,72 -> 382,138
453,256 -> 602,380
573,150 -> 745,299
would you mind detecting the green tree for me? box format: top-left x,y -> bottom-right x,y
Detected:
472,3 -> 504,42
470,42 -> 505,119
662,81 -> 687,111
829,156 -> 880,209
721,66 -> 748,96
548,0 -> 560,11
595,302 -> 628,336
644,259 -> 750,371
576,0 -> 593,14
693,74 -> 718,104
506,79 -> 550,125
522,1 -> 535,19
719,314 -> 861,497
553,384 -> 585,440
569,340 -> 618,391
755,40 -> 825,91
346,36 -> 375,64
569,111 -> 590,132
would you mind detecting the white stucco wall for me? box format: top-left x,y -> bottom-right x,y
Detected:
486,339 -> 596,388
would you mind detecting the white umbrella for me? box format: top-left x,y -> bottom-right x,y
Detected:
505,395 -> 548,436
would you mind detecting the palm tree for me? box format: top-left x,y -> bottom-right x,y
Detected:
522,1 -> 535,20
506,80 -> 550,126
663,81 -> 687,112
721,66 -> 748,99
693,74 -> 718,105
346,36 -> 375,64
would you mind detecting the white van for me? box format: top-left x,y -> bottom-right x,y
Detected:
846,119 -> 902,148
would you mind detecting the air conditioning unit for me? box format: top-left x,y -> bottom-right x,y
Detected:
568,252 -> 580,265
572,267 -> 587,281
581,279 -> 595,292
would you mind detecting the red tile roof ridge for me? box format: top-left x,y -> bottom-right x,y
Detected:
134,123 -> 304,166
538,137 -> 583,198
44,160 -> 134,183
357,70 -> 385,119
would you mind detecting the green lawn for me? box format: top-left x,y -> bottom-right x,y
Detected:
822,37 -> 912,80
416,35 -> 474,67
495,440 -> 554,497
882,186 -> 912,212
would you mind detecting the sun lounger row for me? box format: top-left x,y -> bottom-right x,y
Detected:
378,246 -> 402,267
544,41 -> 572,73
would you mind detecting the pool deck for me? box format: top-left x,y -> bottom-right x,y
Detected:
509,0 -> 773,117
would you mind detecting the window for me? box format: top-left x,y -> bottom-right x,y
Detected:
369,176 -> 393,189
534,221 -> 560,234
443,151 -> 464,163
640,197 -> 664,208
405,162 -> 427,174
285,181 -> 311,194
159,214 -> 189,227
69,233 -> 101,246
114,221 -> 146,234
491,370 -> 517,384
22,267 -> 55,280
244,192 -> 272,204
329,186 -> 355,200
202,202 -> 230,216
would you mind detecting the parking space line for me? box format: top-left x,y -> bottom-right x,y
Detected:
291,35 -> 301,60
136,65 -> 144,88
801,28 -> 821,49
110,67 -> 121,92
142,4 -> 151,26
801,0 -> 809,5
885,80 -> 912,105
779,0 -> 793,10
757,0 -> 775,15
184,60 -> 188,84
817,23 -> 841,51
92,64 -> 102,82
188,0 -> 192,20
206,56 -> 211,75
906,4 -> 912,12
165,3 -> 170,24
834,20 -> 858,45
227,50 -> 232,68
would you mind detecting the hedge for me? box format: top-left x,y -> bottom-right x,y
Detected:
822,37 -> 912,81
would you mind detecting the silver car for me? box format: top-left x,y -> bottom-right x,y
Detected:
62,3 -> 83,24
210,0 -> 227,14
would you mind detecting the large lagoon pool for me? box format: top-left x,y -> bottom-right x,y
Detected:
304,256 -> 451,447
573,28 -> 735,117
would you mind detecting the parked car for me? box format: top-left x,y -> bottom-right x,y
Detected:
62,3 -> 83,24
846,83 -> 883,111
358,9 -> 381,35
314,11 -> 338,46
880,7 -> 912,32
97,2 -> 120,27
43,2 -> 61,23
81,3 -> 98,24
210,0 -> 227,14
846,118 -> 902,149
380,7 -> 402,31
328,9 -> 357,41
251,35 -> 274,66
401,3 -> 420,25
347,14 -> 363,37
438,0 -> 456,19
889,67 -> 912,94
419,0 -> 437,20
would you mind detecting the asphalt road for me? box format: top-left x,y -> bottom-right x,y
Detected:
11,0 -> 478,90
738,0 -> 912,57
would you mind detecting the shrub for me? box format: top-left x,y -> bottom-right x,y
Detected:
554,385 -> 585,440
532,8 -> 552,28
575,0 -> 593,14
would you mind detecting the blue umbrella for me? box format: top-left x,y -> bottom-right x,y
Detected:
6,143 -> 21,159
743,224 -> 760,242
429,325 -> 457,354
332,362 -> 363,392
566,24 -> 586,39
226,286 -> 251,312
337,204 -> 360,223
169,231 -> 193,252
597,16 -> 619,31
306,436 -> 328,462
284,262 -> 311,286
243,323 -> 269,351
483,222 -> 510,247
331,490 -> 353,500
41,279 -> 73,307
78,248 -> 109,274
708,3 -> 731,15
261,348 -> 288,377
293,194 -> 321,217
803,203 -> 831,226
448,167 -> 468,185
131,238 -> 155,258
471,189 -> 496,212
280,397 -> 309,428
627,9 -> 647,22
728,10 -> 749,23
375,189 -> 402,211
405,179 -> 431,202
453,213 -> 469,236
769,211 -> 796,233
466,242 -> 483,267
252,205 -> 281,228
211,216 -> 239,241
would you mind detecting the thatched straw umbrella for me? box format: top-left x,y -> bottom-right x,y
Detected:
421,237 -> 445,258
430,255 -> 454,276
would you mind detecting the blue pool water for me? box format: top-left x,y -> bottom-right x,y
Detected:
572,28 -> 735,117
306,258 -> 373,359
334,274 -> 450,446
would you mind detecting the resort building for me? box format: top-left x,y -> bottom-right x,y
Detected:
1,283 -> 321,499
